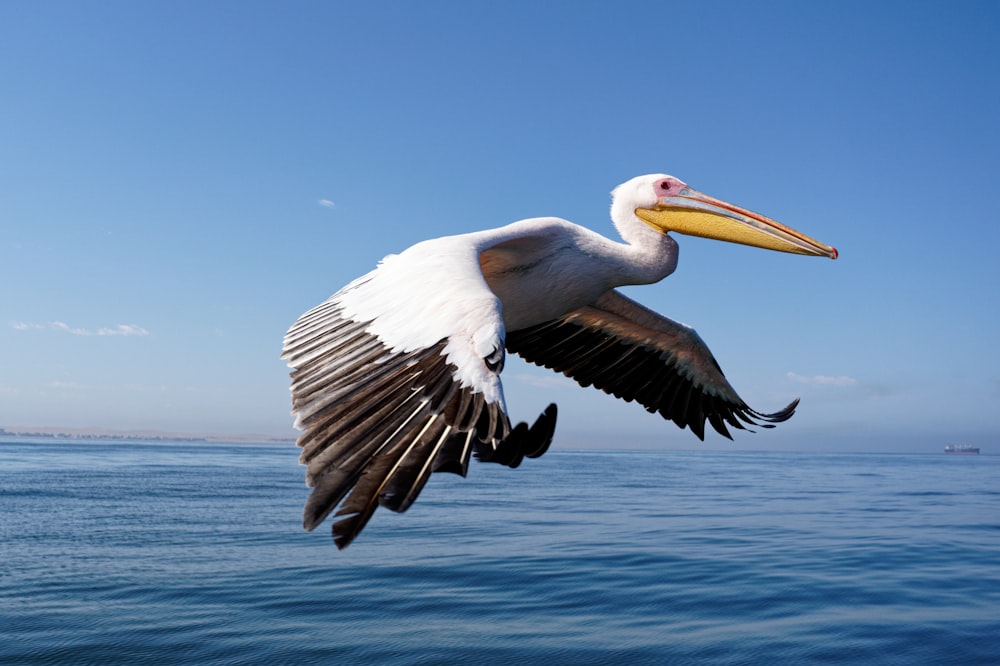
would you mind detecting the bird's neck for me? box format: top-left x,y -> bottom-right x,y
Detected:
611,212 -> 679,286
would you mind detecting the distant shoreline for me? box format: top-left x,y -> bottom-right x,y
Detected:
0,426 -> 296,445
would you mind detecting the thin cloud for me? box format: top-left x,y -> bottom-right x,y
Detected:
10,321 -> 45,331
786,372 -> 857,387
318,199 -> 336,209
96,324 -> 149,337
12,321 -> 150,337
51,322 -> 95,335
48,380 -> 87,390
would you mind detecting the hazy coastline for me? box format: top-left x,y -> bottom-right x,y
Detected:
0,426 -> 295,445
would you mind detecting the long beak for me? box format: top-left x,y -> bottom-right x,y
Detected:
635,187 -> 838,259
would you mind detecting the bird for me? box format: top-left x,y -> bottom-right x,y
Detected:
281,174 -> 837,549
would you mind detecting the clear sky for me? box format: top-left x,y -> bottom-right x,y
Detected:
2,1 -> 998,453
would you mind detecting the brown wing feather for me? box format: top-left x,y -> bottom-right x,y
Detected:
505,290 -> 797,441
283,301 -> 556,549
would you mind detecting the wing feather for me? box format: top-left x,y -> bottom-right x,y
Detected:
282,229 -> 560,549
505,289 -> 797,441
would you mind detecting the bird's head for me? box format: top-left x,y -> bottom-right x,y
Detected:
612,174 -> 838,259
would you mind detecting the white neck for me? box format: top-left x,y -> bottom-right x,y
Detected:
609,203 -> 679,287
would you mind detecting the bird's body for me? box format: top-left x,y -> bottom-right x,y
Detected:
283,174 -> 837,548
481,218 -> 678,330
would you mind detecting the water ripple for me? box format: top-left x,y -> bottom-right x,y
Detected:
2,442 -> 998,664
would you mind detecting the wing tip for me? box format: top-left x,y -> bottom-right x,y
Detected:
753,397 -> 800,424
476,402 -> 558,468
690,396 -> 799,441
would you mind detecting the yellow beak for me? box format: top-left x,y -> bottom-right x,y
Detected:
635,187 -> 838,259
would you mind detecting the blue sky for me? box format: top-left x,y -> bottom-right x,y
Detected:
2,1 -> 998,452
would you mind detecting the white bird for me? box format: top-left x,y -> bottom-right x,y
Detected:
282,174 -> 837,548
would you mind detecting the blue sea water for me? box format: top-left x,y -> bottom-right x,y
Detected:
1,439 -> 998,665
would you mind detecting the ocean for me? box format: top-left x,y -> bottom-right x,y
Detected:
1,439 -> 997,665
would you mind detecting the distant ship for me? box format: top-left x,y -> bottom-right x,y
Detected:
944,445 -> 980,455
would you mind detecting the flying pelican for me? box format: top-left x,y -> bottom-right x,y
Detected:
282,174 -> 837,549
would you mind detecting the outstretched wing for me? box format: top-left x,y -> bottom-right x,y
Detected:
505,289 -> 797,440
282,234 -> 555,549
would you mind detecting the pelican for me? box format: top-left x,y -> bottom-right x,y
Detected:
282,174 -> 837,549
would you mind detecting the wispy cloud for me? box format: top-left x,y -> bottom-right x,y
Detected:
11,321 -> 46,331
104,324 -> 149,337
318,199 -> 336,209
11,321 -> 150,337
47,380 -> 87,390
786,372 -> 857,387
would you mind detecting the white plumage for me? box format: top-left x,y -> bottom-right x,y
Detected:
282,174 -> 837,548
